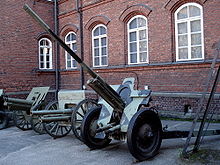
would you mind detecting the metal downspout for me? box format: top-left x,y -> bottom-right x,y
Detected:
77,0 -> 85,90
54,0 -> 59,98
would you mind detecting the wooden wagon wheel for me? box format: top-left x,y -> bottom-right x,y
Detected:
13,110 -> 32,131
31,100 -> 58,134
43,116 -> 72,139
43,101 -> 72,138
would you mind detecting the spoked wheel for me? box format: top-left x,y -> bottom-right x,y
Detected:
72,99 -> 99,141
43,117 -> 72,139
127,108 -> 162,161
0,111 -> 9,130
31,101 -> 58,134
81,107 -> 111,149
14,110 -> 32,131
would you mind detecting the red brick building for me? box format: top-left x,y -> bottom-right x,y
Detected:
0,0 -> 220,113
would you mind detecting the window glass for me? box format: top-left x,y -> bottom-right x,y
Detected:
139,30 -> 147,40
178,35 -> 188,47
94,28 -> 99,36
138,18 -> 146,28
128,15 -> 148,64
39,38 -> 52,69
65,32 -> 77,69
178,22 -> 187,34
177,7 -> 188,19
129,18 -> 137,29
191,46 -> 202,58
92,25 -> 108,67
175,3 -> 204,61
189,6 -> 200,17
190,20 -> 201,32
100,27 -> 106,35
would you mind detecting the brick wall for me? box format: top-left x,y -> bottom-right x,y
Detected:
0,0 -> 55,92
57,0 -> 220,113
1,0 -> 220,113
58,0 -> 220,91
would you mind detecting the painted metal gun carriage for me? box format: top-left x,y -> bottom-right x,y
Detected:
0,87 -> 50,130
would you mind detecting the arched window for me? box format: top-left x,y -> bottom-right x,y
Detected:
92,24 -> 108,67
65,32 -> 77,69
128,15 -> 148,64
175,3 -> 204,61
39,38 -> 52,69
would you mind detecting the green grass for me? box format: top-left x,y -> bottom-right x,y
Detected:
180,149 -> 220,164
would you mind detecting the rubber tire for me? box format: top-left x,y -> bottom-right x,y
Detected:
0,111 -> 9,130
127,108 -> 162,161
81,107 -> 111,149
72,99 -> 99,141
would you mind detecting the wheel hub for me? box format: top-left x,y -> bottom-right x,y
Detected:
138,123 -> 153,140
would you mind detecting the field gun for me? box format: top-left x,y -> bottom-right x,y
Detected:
24,5 -> 162,161
31,90 -> 99,139
0,87 -> 50,131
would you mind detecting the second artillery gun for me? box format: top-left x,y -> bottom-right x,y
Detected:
31,90 -> 99,139
0,87 -> 50,131
24,5 -> 162,161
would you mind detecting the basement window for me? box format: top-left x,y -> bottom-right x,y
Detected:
38,38 -> 52,69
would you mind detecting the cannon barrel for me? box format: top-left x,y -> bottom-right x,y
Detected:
40,116 -> 71,122
32,109 -> 73,115
23,5 -> 125,111
87,78 -> 125,112
5,97 -> 34,106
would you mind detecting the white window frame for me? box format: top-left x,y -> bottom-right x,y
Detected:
175,3 -> 204,61
65,32 -> 77,69
92,24 -> 108,67
127,15 -> 149,65
38,38 -> 52,69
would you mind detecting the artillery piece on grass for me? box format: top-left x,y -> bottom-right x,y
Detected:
31,90 -> 99,139
24,5 -> 162,161
0,87 -> 50,131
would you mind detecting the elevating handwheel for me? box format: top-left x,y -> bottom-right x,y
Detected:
127,108 -> 162,161
81,107 -> 111,149
72,99 -> 99,141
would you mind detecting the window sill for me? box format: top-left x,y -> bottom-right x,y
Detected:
60,68 -> 80,72
34,69 -> 56,73
175,59 -> 205,63
33,59 -> 220,73
92,59 -> 220,70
